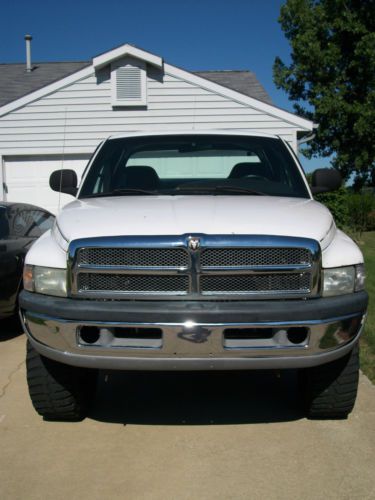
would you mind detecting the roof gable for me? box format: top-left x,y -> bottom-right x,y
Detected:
0,62 -> 272,108
0,43 -> 314,130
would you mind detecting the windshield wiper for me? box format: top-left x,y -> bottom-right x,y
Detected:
213,185 -> 266,196
111,188 -> 158,195
176,185 -> 266,196
82,188 -> 158,198
82,186 -> 266,198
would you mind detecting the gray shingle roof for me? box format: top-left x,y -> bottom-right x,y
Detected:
0,62 -> 272,108
0,62 -> 90,107
195,71 -> 272,105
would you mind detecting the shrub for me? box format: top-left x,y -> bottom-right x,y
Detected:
347,193 -> 375,237
314,187 -> 350,229
367,210 -> 375,231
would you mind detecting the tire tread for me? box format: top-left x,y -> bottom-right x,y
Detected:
26,340 -> 97,421
302,342 -> 359,419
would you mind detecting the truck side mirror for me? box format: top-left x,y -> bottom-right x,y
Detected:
49,170 -> 78,196
311,168 -> 342,194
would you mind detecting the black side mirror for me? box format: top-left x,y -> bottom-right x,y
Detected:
311,168 -> 342,194
49,170 -> 78,196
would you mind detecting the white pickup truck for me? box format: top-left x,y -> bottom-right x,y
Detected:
19,131 -> 368,421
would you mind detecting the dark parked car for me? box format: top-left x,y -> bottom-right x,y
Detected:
0,202 -> 54,319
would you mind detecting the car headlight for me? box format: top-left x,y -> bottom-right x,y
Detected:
23,265 -> 67,297
323,265 -> 365,297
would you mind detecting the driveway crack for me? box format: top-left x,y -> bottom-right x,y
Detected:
0,359 -> 25,400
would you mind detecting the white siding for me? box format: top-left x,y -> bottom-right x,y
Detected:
0,67 -> 300,156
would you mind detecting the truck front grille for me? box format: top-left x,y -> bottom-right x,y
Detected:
78,274 -> 189,294
200,273 -> 311,295
78,247 -> 189,268
201,247 -> 311,268
69,235 -> 320,300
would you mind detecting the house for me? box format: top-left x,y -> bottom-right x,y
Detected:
0,42 -> 314,213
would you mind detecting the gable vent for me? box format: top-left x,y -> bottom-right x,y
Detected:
111,59 -> 147,107
116,66 -> 142,100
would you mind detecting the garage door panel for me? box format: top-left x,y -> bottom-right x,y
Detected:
4,156 -> 90,214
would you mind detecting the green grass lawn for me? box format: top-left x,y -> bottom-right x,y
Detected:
359,232 -> 375,382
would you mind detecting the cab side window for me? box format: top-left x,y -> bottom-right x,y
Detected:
0,207 -> 9,240
8,207 -> 54,239
8,207 -> 27,238
33,211 -> 55,234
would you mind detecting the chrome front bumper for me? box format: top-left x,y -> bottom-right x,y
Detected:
22,310 -> 366,371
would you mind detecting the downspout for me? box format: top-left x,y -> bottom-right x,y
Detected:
297,123 -> 318,148
298,132 -> 316,147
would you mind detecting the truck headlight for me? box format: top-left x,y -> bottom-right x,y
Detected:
323,265 -> 365,297
23,265 -> 67,297
354,264 -> 366,292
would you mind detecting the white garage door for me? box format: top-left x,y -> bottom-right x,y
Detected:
3,155 -> 90,214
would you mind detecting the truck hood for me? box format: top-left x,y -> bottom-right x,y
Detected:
56,196 -> 335,249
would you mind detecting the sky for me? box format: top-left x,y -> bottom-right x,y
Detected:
0,0 -> 327,171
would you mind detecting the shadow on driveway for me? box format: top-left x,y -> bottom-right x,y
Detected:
0,316 -> 24,342
90,369 -> 304,425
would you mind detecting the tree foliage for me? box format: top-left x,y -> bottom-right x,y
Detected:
274,0 -> 375,187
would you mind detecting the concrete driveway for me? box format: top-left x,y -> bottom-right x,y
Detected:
1,319 -> 375,500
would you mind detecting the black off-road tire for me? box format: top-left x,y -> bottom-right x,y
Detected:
26,340 -> 98,421
301,342 -> 360,419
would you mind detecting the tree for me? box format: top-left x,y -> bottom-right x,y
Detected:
273,0 -> 375,188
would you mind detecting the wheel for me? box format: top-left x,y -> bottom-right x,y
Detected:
26,340 -> 98,421
301,342 -> 360,419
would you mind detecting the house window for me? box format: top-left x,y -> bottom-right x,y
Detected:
111,60 -> 147,107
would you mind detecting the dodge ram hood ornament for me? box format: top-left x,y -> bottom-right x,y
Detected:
188,237 -> 200,251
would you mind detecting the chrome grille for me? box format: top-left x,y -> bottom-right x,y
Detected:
200,273 -> 311,295
78,274 -> 189,294
201,247 -> 311,268
69,235 -> 320,300
78,247 -> 189,268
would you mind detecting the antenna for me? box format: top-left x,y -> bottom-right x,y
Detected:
58,107 -> 68,211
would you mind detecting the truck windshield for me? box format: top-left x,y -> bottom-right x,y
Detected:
79,135 -> 310,199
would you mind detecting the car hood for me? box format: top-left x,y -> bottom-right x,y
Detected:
56,195 -> 335,249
